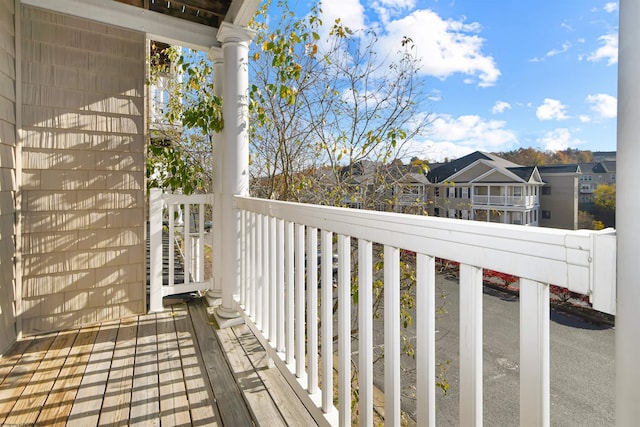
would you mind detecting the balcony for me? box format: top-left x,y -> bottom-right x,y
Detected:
395,193 -> 429,206
146,190 -> 616,426
471,194 -> 538,208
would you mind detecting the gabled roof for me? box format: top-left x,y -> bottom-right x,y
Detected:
427,151 -> 541,184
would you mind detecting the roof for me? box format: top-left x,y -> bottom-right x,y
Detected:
427,151 -> 524,183
580,161 -> 617,174
114,0 -> 231,28
537,164 -> 582,174
23,0 -> 261,50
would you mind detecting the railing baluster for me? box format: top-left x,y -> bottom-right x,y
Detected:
384,245 -> 400,427
321,229 -> 334,413
263,214 -> 271,340
240,209 -> 246,307
520,279 -> 550,427
416,253 -> 436,427
149,188 -> 163,312
198,203 -> 204,281
184,204 -> 191,285
277,218 -> 285,353
269,216 -> 277,345
295,223 -> 306,378
338,234 -> 351,427
168,202 -> 175,288
307,226 -> 319,394
358,239 -> 373,426
285,221 -> 295,366
249,212 -> 256,319
459,263 -> 483,426
256,214 -> 263,330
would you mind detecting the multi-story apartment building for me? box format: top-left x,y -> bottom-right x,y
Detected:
426,152 -> 543,226
578,160 -> 616,208
537,164 -> 581,229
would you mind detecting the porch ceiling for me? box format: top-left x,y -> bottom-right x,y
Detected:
21,0 -> 260,50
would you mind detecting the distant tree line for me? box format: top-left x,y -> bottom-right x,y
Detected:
492,147 -> 593,166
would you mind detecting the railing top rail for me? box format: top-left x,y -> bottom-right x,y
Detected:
235,196 -> 616,312
164,193 -> 214,205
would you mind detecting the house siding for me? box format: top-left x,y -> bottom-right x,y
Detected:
20,6 -> 146,334
0,0 -> 17,351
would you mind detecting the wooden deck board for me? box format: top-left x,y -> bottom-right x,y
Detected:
37,326 -> 100,426
4,330 -> 78,426
217,323 -> 287,427
172,303 -> 220,426
67,321 -> 120,425
0,334 -> 57,424
0,298 -> 319,426
98,318 -> 138,426
188,299 -> 256,426
157,309 -> 192,426
234,323 -> 319,427
129,313 -> 160,426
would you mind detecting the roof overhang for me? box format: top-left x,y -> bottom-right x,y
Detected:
20,0 -> 260,51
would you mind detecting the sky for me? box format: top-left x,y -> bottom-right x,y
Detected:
286,0 -> 619,162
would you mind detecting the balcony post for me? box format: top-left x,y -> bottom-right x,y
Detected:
616,1 -> 640,424
207,46 -> 223,300
215,22 -> 256,327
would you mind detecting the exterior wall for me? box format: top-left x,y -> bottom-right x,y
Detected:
539,173 -> 579,230
0,0 -> 17,350
20,6 -> 146,334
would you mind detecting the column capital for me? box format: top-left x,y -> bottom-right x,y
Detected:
207,46 -> 224,62
217,21 -> 256,44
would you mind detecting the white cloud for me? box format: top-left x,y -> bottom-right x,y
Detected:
586,93 -> 617,118
530,41 -> 572,62
536,98 -> 569,121
604,2 -> 618,13
413,114 -> 518,161
379,9 -> 501,87
319,0 -> 366,35
371,0 -> 416,23
579,115 -> 592,123
537,128 -> 584,151
588,33 -> 618,65
492,101 -> 512,114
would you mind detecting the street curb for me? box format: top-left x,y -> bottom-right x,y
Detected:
482,281 -> 615,328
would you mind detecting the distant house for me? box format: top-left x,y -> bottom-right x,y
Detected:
426,152 -> 543,226
578,161 -> 617,209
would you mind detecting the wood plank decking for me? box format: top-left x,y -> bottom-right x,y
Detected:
0,298 -> 318,426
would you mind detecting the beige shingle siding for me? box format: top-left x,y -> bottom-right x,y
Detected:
20,6 -> 145,334
0,0 -> 16,351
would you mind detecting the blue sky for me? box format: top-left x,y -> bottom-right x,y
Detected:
287,0 -> 619,161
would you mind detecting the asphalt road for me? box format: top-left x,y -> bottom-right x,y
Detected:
366,273 -> 615,426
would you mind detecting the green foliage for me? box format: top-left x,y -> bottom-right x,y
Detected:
146,141 -> 205,194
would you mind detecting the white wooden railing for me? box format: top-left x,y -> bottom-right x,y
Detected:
149,189 -> 213,312
234,195 -> 616,427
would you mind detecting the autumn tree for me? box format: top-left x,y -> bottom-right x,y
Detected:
249,0 -> 431,207
593,184 -> 616,211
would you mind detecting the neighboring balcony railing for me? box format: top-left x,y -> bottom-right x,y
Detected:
396,193 -> 429,205
472,195 -> 537,207
235,195 -> 616,427
149,189 -> 213,312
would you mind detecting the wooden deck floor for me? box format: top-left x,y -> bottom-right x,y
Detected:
0,298 -> 318,426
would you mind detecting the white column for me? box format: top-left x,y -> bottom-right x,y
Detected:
215,23 -> 256,325
207,46 -> 223,299
616,1 -> 640,424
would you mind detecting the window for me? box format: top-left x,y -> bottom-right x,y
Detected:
434,188 -> 440,197
448,209 -> 456,218
542,210 -> 551,219
611,174 -> 616,181
513,187 -> 522,197
448,187 -> 456,198
542,187 -> 551,195
434,207 -> 440,217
